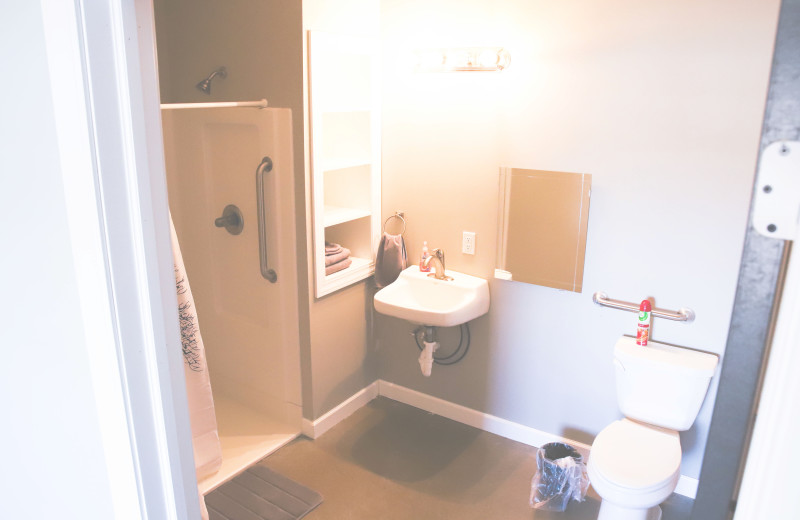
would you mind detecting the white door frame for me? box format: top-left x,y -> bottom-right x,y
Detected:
733,240 -> 800,517
50,0 -> 199,517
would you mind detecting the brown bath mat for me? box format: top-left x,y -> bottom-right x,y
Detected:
206,465 -> 323,520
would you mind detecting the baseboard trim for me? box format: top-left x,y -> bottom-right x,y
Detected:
377,380 -> 593,457
302,379 -> 698,498
301,381 -> 379,439
674,475 -> 699,500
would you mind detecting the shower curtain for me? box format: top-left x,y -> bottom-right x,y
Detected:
170,215 -> 222,516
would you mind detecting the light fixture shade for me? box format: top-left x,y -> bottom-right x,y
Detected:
413,47 -> 510,72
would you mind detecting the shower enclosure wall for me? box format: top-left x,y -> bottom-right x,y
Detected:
162,105 -> 302,493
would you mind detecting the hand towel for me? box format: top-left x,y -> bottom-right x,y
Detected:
375,232 -> 407,288
325,257 -> 353,275
325,242 -> 343,255
325,247 -> 351,267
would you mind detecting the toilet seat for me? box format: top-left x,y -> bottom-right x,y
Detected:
588,419 -> 681,504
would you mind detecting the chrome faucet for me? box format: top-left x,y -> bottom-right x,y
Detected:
423,248 -> 452,280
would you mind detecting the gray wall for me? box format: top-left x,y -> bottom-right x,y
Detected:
154,0 -> 303,110
300,0 -> 382,419
153,1 -> 783,483
377,0 -> 780,480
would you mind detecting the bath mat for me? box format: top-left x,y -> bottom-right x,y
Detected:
206,465 -> 323,520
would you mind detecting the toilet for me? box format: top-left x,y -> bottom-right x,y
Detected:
587,336 -> 718,520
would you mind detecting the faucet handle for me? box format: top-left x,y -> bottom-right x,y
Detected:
432,248 -> 445,272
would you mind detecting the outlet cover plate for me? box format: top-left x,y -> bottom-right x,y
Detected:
462,231 -> 476,255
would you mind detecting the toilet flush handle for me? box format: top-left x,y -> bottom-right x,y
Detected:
614,358 -> 625,372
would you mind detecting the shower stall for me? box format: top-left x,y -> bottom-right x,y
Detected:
161,103 -> 302,493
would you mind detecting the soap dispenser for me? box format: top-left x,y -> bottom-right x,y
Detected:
420,241 -> 431,272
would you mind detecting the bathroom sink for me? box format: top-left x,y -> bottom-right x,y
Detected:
374,266 -> 490,327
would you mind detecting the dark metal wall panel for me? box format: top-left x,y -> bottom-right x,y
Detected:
691,1 -> 800,518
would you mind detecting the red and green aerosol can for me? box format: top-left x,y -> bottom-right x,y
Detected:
636,300 -> 652,346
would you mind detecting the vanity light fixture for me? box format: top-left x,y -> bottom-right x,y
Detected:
414,47 -> 511,72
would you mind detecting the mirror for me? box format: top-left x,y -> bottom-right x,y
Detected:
496,168 -> 592,292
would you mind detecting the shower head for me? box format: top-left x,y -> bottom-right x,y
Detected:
196,67 -> 227,95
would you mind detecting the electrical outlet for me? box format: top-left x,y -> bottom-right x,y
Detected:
462,231 -> 476,255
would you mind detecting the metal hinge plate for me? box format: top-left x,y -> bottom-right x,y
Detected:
753,141 -> 800,240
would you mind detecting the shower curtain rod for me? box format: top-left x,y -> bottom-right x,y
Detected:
160,99 -> 268,110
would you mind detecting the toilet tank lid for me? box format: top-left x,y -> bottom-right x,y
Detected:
615,336 -> 718,376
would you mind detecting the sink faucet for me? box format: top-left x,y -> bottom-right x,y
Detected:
423,248 -> 452,280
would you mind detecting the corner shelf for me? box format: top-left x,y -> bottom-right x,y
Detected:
308,31 -> 381,298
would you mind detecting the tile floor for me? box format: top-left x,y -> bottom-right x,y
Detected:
260,397 -> 693,519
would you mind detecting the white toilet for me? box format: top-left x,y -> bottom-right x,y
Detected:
587,336 -> 718,520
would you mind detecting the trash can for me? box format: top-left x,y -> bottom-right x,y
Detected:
529,442 -> 589,512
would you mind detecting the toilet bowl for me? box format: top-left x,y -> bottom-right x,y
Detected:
588,337 -> 718,520
587,419 -> 681,520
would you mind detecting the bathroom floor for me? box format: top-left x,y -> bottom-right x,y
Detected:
259,397 -> 693,519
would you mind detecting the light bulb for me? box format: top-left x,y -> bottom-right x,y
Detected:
477,49 -> 500,68
446,50 -> 471,69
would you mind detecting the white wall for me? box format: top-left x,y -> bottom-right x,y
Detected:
378,0 -> 780,480
1,3 -> 134,517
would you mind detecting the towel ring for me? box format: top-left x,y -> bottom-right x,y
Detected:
383,213 -> 406,236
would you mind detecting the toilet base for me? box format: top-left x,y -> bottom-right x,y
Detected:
597,500 -> 662,520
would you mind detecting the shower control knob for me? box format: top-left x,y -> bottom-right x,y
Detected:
214,204 -> 244,235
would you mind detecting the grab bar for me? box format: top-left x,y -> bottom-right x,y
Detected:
592,292 -> 695,322
256,156 -> 278,283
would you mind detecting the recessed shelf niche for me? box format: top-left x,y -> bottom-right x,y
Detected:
308,31 -> 381,297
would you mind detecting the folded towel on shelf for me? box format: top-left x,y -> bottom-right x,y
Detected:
325,247 -> 351,267
325,242 -> 343,256
325,257 -> 352,276
374,232 -> 407,288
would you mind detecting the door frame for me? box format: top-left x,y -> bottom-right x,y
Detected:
63,0 -> 199,517
691,1 -> 799,518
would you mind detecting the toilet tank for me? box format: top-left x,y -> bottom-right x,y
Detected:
614,336 -> 718,431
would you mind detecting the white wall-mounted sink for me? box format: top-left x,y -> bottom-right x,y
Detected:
374,266 -> 490,327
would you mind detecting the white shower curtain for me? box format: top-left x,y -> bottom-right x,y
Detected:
170,215 -> 222,517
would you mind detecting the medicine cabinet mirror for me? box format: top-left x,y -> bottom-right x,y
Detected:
496,168 -> 592,292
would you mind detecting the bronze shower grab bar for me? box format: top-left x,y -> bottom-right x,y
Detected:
256,156 -> 277,283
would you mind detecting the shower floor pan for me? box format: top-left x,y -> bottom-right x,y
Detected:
198,395 -> 299,495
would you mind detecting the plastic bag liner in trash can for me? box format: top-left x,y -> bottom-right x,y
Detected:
529,442 -> 589,512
